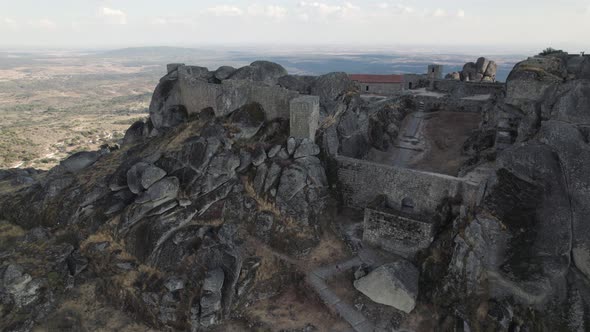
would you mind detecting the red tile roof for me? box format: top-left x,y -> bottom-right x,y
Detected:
350,74 -> 404,84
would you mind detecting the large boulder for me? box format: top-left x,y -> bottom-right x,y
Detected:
354,260 -> 419,313
227,103 -> 266,140
548,79 -> 590,124
278,75 -> 317,94
536,121 -> 590,280
148,73 -> 183,132
310,72 -> 356,106
127,162 -> 167,194
506,56 -> 567,109
460,62 -> 477,81
457,57 -> 497,82
228,61 -> 288,86
213,66 -> 236,81
60,151 -> 100,173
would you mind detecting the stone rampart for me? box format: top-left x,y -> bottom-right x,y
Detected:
432,79 -> 504,98
177,65 -> 300,120
335,156 -> 479,214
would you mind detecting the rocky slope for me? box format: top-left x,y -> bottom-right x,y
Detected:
1,54 -> 589,331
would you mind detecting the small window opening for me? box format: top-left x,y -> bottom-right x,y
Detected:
401,197 -> 415,211
366,85 -> 369,91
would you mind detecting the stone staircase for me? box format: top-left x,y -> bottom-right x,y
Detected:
494,116 -> 516,150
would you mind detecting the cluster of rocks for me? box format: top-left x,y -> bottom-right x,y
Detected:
445,57 -> 498,82
0,67 -> 331,330
436,52 -> 590,331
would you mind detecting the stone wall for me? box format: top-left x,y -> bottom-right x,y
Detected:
363,208 -> 434,259
178,70 -> 300,120
357,82 -> 403,95
403,74 -> 426,90
416,95 -> 488,113
432,80 -> 504,98
336,156 -> 479,214
290,96 -> 320,141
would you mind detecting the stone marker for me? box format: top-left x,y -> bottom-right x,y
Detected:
290,95 -> 320,142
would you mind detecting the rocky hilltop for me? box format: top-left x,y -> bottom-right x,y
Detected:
1,53 -> 590,331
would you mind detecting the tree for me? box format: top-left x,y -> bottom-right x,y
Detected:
539,47 -> 562,56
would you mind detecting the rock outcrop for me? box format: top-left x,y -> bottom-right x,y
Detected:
0,60 -> 329,331
437,52 -> 590,331
445,57 -> 497,82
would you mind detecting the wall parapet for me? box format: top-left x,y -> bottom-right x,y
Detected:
432,79 -> 504,98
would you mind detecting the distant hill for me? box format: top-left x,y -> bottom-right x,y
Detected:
94,46 -> 210,58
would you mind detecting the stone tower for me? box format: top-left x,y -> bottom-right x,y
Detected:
427,64 -> 443,80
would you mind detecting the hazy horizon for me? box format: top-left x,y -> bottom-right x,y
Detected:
1,1 -> 589,51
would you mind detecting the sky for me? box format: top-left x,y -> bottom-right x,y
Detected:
0,0 -> 589,52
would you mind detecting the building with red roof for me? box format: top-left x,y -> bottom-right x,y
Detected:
350,73 -> 424,95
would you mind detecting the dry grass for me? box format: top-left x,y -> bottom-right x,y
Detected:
241,177 -> 306,235
32,281 -> 159,332
517,64 -> 562,81
0,56 -> 155,169
81,221 -> 161,289
0,219 -> 25,238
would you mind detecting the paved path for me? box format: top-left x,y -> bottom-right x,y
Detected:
390,105 -> 427,168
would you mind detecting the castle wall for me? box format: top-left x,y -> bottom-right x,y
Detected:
178,69 -> 300,120
335,156 -> 479,214
363,208 -> 435,259
357,82 -> 403,95
432,79 -> 504,98
416,95 -> 488,113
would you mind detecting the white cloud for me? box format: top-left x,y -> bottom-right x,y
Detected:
1,18 -> 18,29
152,18 -> 168,25
38,19 -> 56,29
25,18 -> 56,29
376,3 -> 414,14
433,8 -> 447,17
247,5 -> 288,20
100,7 -> 128,24
298,1 -> 361,19
206,5 -> 244,17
